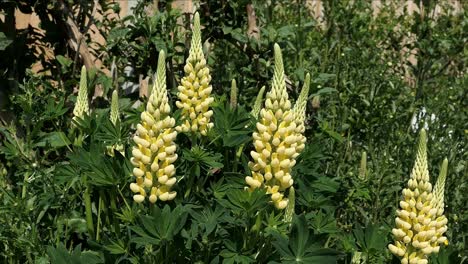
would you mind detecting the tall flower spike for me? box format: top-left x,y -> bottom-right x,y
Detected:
284,186 -> 295,224
175,12 -> 214,136
110,89 -> 120,125
73,66 -> 90,120
388,129 -> 448,264
292,73 -> 310,156
230,79 -> 237,109
129,50 -> 178,204
246,44 -> 303,209
431,158 -> 449,247
359,151 -> 367,180
251,86 -> 266,119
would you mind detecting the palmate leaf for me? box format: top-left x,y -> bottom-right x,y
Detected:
35,131 -> 71,148
67,143 -> 130,186
47,243 -> 104,264
130,205 -> 188,247
306,211 -> 339,234
271,214 -> 341,263
181,146 -> 223,177
220,249 -> 256,264
217,189 -> 268,216
188,205 -> 227,236
352,224 -> 387,255
213,101 -> 254,147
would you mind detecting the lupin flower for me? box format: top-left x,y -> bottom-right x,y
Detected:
284,186 -> 295,224
359,151 -> 367,180
251,86 -> 266,119
107,89 -> 125,156
230,79 -> 237,109
291,73 -> 310,156
175,12 -> 214,136
388,129 -> 449,264
73,66 -> 90,120
430,158 -> 449,247
245,44 -> 306,209
110,89 -> 120,125
129,50 -> 178,203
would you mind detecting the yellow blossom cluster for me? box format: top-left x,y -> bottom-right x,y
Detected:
73,66 -> 90,120
110,89 -> 120,126
291,73 -> 310,157
388,129 -> 449,264
245,44 -> 310,209
175,12 -> 214,136
130,50 -> 178,203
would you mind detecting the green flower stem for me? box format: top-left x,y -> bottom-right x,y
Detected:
96,192 -> 103,241
21,171 -> 29,199
233,144 -> 244,172
84,184 -> 95,238
110,190 -> 120,234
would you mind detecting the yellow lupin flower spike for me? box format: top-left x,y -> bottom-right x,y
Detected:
251,86 -> 266,119
388,129 -> 448,264
431,158 -> 449,247
130,50 -> 178,203
110,89 -> 120,125
230,79 -> 237,109
292,73 -> 310,156
175,12 -> 214,136
246,44 -> 304,210
73,66 -> 90,120
359,151 -> 367,180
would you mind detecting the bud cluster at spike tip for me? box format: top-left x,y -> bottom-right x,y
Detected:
245,44 -> 310,209
175,12 -> 214,136
129,50 -> 178,203
291,73 -> 310,156
251,86 -> 266,119
73,66 -> 90,120
430,158 -> 449,247
388,129 -> 449,264
110,89 -> 120,125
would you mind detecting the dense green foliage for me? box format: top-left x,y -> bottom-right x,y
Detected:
0,1 -> 466,263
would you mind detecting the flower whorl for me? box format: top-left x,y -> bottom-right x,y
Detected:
73,66 -> 90,119
388,129 -> 449,264
175,12 -> 214,136
245,44 -> 307,209
130,50 -> 178,203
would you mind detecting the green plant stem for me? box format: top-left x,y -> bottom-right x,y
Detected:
233,144 -> 244,172
96,193 -> 103,241
21,172 -> 29,199
110,190 -> 120,234
84,184 -> 95,238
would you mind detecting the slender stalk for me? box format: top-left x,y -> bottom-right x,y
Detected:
21,171 -> 30,199
84,184 -> 95,238
96,193 -> 103,241
110,190 -> 120,234
233,144 -> 244,172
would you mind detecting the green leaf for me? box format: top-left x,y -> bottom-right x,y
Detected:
130,205 -> 188,246
56,55 -> 73,69
217,189 -> 268,216
213,102 -> 253,147
307,211 -> 339,234
0,32 -> 12,50
272,215 -> 341,263
35,131 -> 71,148
47,243 -> 104,264
312,87 -> 337,96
